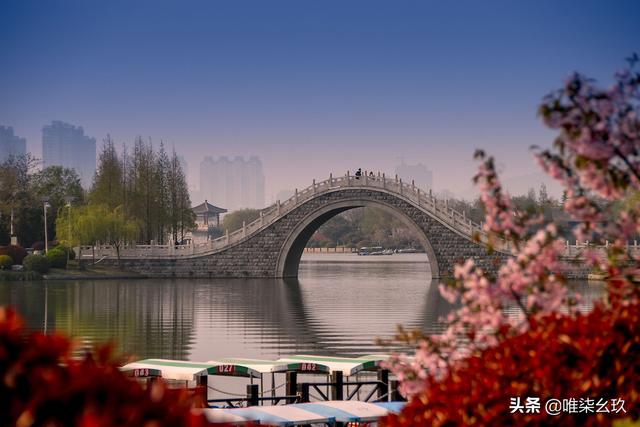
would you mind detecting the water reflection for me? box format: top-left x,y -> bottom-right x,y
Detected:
0,254 -> 604,361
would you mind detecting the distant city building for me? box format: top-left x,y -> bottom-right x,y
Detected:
199,155 -> 265,211
0,126 -> 27,162
42,121 -> 96,188
395,160 -> 433,191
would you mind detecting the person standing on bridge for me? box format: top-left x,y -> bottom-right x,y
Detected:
355,168 -> 362,179
369,171 -> 375,181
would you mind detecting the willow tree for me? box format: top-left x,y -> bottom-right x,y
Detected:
56,204 -> 139,265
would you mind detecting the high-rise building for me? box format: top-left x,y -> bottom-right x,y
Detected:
42,121 -> 96,188
0,126 -> 27,162
395,160 -> 433,191
199,155 -> 265,211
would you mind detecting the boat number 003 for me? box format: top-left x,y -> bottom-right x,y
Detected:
133,368 -> 149,377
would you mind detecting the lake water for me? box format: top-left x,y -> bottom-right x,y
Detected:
0,253 -> 604,362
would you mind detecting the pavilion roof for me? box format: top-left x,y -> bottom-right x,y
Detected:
192,200 -> 227,214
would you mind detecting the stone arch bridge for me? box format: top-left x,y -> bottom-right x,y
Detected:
95,173 -> 507,278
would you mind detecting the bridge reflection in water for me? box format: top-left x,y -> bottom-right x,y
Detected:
0,255 -> 602,362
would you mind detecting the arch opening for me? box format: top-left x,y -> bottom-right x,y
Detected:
276,199 -> 440,279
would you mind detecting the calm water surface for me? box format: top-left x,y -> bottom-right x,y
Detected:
0,253 -> 604,361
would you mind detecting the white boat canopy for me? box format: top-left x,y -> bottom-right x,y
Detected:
201,400 -> 406,425
205,357 -> 331,378
204,405 -> 332,426
298,400 -> 397,423
120,359 -> 220,381
276,354 -> 389,376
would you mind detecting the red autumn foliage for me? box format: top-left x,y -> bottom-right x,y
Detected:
383,295 -> 640,427
0,307 -> 237,427
0,245 -> 28,265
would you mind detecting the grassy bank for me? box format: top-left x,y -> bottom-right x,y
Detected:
43,262 -> 146,280
1,262 -> 145,282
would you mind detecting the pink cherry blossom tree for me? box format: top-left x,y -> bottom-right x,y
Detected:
387,60 -> 640,398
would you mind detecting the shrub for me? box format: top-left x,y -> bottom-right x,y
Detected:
54,244 -> 76,260
0,245 -> 27,265
22,254 -> 50,274
384,299 -> 640,427
46,247 -> 68,268
0,307 -> 226,427
0,255 -> 12,270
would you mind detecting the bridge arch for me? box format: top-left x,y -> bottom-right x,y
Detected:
276,198 -> 440,278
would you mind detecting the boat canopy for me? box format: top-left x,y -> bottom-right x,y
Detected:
201,400 -> 406,425
120,359 -> 219,381
120,354 -> 391,382
198,408 -> 252,425
276,354 -> 388,376
205,405 -> 331,426
205,358 -> 331,377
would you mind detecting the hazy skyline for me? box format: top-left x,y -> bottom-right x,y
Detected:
2,1 -> 639,201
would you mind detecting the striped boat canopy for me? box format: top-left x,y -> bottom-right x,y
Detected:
205,358 -> 331,377
276,354 -> 388,376
198,408 -> 253,425
201,400 -> 406,425
298,400 -> 396,423
204,405 -> 331,426
120,359 -> 220,381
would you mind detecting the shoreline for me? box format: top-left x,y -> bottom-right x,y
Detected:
1,253 -> 607,282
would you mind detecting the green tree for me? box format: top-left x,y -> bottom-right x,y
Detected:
0,154 -> 40,246
104,206 -> 139,263
56,204 -> 139,265
90,135 -> 124,209
221,209 -> 260,232
89,137 -> 194,245
155,143 -> 171,244
30,166 -> 84,243
168,149 -> 195,243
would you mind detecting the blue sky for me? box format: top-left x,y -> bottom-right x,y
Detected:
1,0 -> 638,200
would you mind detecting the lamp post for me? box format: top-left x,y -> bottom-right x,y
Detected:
64,196 -> 74,266
42,198 -> 50,253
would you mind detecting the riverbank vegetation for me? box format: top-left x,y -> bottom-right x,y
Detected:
89,137 -> 194,245
0,136 -> 194,271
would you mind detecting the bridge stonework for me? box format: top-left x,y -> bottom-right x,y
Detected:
104,187 -> 507,279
